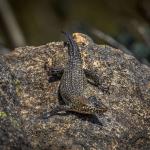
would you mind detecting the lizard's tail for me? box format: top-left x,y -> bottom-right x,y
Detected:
62,31 -> 82,61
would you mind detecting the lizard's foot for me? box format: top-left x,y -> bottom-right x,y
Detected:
94,113 -> 107,126
44,62 -> 64,82
79,113 -> 103,126
88,96 -> 107,109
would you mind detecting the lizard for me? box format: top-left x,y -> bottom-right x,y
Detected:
42,32 -> 108,121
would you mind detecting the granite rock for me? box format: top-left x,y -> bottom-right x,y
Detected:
0,33 -> 150,149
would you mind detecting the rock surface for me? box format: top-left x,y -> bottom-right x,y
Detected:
0,33 -> 150,149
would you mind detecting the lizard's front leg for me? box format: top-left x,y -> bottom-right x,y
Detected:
44,62 -> 64,82
87,96 -> 108,125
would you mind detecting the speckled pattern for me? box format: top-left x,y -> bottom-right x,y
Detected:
0,33 -> 150,149
0,58 -> 31,149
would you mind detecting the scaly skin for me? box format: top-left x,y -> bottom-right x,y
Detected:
59,32 -> 107,113
42,32 -> 107,119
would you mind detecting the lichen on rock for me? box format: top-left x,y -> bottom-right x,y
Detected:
0,33 -> 150,149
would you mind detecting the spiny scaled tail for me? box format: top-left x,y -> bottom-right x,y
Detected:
63,32 -> 82,61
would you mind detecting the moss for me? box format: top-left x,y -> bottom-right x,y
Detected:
0,111 -> 7,118
0,112 -> 20,128
10,117 -> 20,128
12,79 -> 22,96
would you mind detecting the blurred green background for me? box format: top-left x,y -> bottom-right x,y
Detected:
0,0 -> 150,64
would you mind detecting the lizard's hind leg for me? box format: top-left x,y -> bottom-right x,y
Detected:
88,96 -> 108,125
88,96 -> 107,110
84,69 -> 110,94
42,105 -> 71,119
